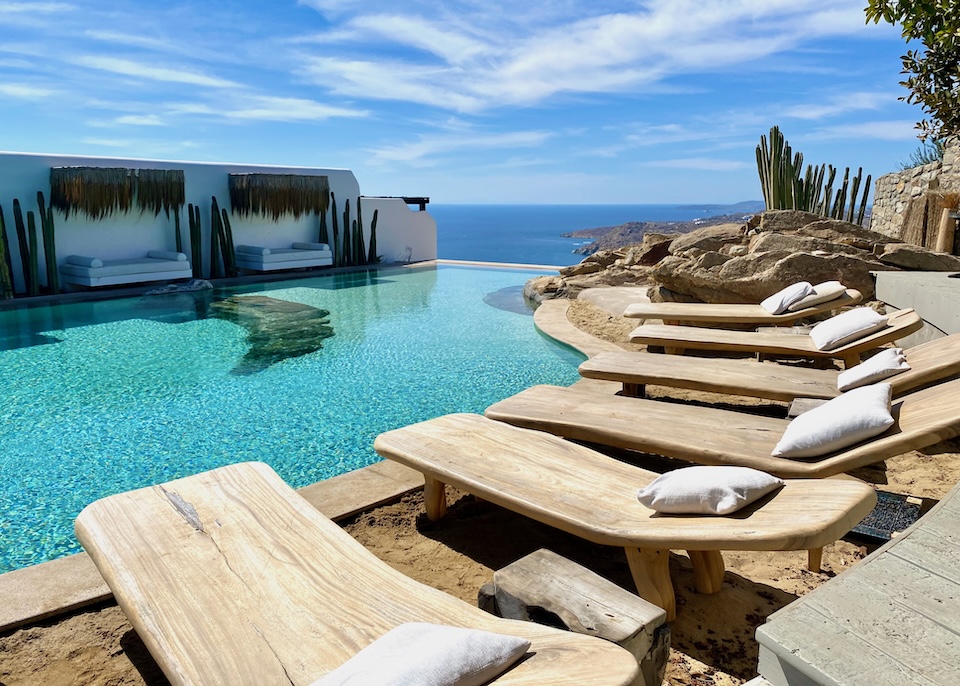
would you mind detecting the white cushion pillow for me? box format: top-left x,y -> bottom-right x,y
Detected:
787,280 -> 847,311
760,281 -> 815,314
809,307 -> 888,351
309,623 -> 531,686
837,348 -> 910,392
235,244 -> 271,256
292,241 -> 331,251
66,255 -> 103,268
772,383 -> 894,458
637,465 -> 784,515
146,250 -> 188,261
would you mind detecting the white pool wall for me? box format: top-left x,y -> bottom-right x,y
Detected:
0,151 -> 437,291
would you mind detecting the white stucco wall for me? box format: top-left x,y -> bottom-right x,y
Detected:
0,151 -> 436,292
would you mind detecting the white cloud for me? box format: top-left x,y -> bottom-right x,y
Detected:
807,120 -> 919,141
84,30 -> 177,52
781,91 -> 896,120
81,137 -> 132,148
221,96 -> 368,122
369,130 -> 553,165
74,56 -> 239,88
643,157 -> 750,172
0,83 -> 55,99
0,2 -> 72,12
116,114 -> 166,126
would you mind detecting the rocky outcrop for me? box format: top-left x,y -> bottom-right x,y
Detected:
525,209 -> 960,305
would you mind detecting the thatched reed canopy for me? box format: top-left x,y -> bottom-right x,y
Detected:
228,174 -> 330,221
50,167 -> 134,219
49,167 -> 186,220
135,169 -> 186,218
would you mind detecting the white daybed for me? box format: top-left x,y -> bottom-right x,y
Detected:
234,242 -> 333,271
59,251 -> 193,287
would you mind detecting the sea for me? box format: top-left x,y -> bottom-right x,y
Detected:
431,203 -> 762,266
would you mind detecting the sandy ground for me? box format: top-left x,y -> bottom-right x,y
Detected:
2,298 -> 959,686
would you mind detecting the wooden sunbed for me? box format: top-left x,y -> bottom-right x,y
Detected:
374,414 -> 877,622
483,376 -> 960,479
623,288 -> 862,324
628,308 -> 923,368
74,461 -> 640,686
578,334 -> 960,402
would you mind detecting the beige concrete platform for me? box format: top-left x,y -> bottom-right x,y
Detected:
0,460 -> 422,633
576,285 -> 650,317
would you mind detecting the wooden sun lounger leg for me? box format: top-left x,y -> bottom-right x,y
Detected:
625,547 -> 676,622
687,550 -> 725,594
622,383 -> 645,398
423,475 -> 447,521
808,547 -> 823,573
841,352 -> 861,369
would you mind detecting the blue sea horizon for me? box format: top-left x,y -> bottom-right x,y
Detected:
431,203 -> 762,267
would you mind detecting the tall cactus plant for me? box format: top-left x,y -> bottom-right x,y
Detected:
756,126 -> 871,226
355,197 -> 367,265
330,192 -> 340,267
37,191 -> 58,295
367,209 -> 379,264
25,211 -> 39,296
12,199 -> 30,291
342,198 -> 352,267
188,203 -> 203,278
0,205 -> 13,299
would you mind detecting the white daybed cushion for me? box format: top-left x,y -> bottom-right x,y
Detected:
837,348 -> 910,392
146,250 -> 187,261
292,241 -> 331,251
637,465 -> 784,515
65,255 -> 103,268
60,257 -> 192,277
235,245 -> 271,256
787,280 -> 847,311
309,623 -> 531,686
772,383 -> 894,458
760,281 -> 815,314
809,307 -> 888,351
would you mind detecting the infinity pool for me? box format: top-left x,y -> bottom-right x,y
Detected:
0,264 -> 582,572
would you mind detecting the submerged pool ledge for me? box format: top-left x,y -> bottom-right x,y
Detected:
0,460 -> 423,633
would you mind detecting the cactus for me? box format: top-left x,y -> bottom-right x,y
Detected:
188,203 -> 203,278
367,209 -> 379,264
856,174 -> 872,226
174,208 -> 183,254
330,192 -> 340,267
355,197 -> 366,265
12,199 -> 30,291
26,211 -> 39,296
221,207 -> 237,277
319,207 -> 329,244
209,199 -> 222,279
756,126 -> 871,225
0,205 -> 13,299
37,191 -> 59,295
342,198 -> 352,266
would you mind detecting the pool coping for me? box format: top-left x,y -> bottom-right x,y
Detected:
0,276 -> 626,634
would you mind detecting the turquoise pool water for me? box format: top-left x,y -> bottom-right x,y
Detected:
0,265 -> 582,572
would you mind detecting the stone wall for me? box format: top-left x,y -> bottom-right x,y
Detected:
871,139 -> 960,240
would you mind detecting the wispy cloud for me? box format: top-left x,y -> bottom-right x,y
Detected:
0,2 -> 72,12
81,137 -> 132,148
115,114 -> 166,126
780,91 -> 895,120
0,83 -> 55,99
807,120 -> 919,141
73,56 -> 239,88
643,157 -> 750,172
369,130 -> 553,165
221,96 -> 368,122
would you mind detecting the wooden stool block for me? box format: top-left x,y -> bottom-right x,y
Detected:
478,549 -> 670,686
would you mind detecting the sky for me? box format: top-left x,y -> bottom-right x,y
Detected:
0,0 -> 928,204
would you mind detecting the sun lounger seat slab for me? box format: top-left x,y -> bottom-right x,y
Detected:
59,257 -> 193,287
628,309 -> 923,366
578,333 -> 960,402
74,461 -> 639,686
374,414 -> 876,619
484,377 -> 960,478
623,289 -> 862,324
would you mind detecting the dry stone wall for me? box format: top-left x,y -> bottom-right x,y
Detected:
871,139 -> 960,241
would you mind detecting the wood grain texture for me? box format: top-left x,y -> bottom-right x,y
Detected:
374,414 -> 876,618
756,482 -> 960,685
484,376 -> 960,478
622,289 -> 862,323
75,462 -> 640,686
628,308 -> 923,367
579,333 -> 960,402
